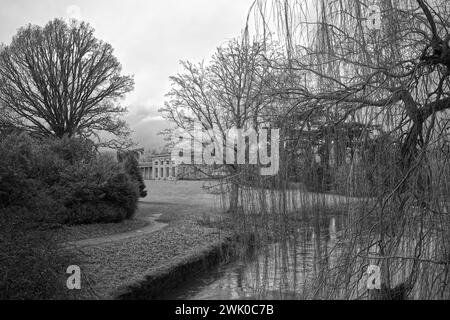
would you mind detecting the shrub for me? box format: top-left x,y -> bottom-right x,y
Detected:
0,133 -> 140,225
0,133 -> 141,299
103,171 -> 139,219
61,157 -> 139,224
118,150 -> 147,197
47,135 -> 96,164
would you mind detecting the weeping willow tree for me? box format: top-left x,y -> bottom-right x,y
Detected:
231,0 -> 450,299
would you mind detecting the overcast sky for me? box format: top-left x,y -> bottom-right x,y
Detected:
0,0 -> 254,149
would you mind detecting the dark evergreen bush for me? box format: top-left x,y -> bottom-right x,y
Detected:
0,133 -> 140,224
0,133 -> 141,299
118,150 -> 147,198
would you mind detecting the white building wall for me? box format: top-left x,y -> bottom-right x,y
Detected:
139,154 -> 179,181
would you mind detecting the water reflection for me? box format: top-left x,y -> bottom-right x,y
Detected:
165,214 -> 344,300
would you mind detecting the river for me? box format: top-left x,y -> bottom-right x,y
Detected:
164,213 -> 345,299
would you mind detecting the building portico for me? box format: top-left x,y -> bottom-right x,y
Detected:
139,153 -> 178,180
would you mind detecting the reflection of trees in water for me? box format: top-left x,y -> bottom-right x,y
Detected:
229,213 -> 345,299
180,192 -> 446,300
229,193 -> 447,299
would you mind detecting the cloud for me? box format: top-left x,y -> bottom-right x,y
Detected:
0,0 -> 255,150
141,115 -> 164,123
131,117 -> 169,150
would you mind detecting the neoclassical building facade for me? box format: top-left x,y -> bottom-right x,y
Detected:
139,153 -> 178,180
139,153 -> 215,181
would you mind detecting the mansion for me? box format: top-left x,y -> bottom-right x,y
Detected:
138,153 -> 211,181
138,153 -> 177,180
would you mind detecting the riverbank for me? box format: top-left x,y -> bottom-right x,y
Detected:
68,220 -> 230,299
64,180 -> 229,299
114,234 -> 236,299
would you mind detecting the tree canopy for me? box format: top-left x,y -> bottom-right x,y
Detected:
0,19 -> 134,148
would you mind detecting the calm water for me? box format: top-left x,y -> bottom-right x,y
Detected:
164,214 -> 345,300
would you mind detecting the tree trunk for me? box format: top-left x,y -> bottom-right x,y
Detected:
229,182 -> 239,213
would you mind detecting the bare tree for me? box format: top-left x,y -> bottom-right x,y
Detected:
160,39 -> 276,212
0,19 -> 134,148
240,0 -> 450,299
